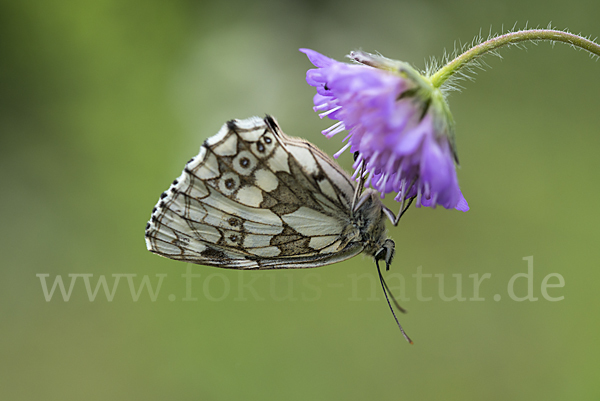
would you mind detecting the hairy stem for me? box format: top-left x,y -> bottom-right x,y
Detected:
430,29 -> 600,88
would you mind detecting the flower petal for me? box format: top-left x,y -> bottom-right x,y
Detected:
300,48 -> 337,68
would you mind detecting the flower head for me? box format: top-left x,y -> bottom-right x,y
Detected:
301,48 -> 468,212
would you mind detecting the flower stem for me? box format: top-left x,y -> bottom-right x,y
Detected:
430,29 -> 600,88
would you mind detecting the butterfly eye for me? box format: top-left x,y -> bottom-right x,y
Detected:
232,151 -> 257,175
253,133 -> 275,157
218,172 -> 240,195
222,229 -> 244,246
227,217 -> 241,227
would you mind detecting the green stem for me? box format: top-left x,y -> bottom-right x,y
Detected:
430,29 -> 600,88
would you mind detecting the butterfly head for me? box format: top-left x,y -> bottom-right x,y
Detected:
352,188 -> 395,269
374,238 -> 395,271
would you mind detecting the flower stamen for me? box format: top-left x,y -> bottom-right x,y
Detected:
313,103 -> 332,111
322,121 -> 345,138
318,106 -> 342,119
333,143 -> 351,159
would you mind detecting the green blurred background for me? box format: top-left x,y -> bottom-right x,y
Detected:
2,0 -> 599,400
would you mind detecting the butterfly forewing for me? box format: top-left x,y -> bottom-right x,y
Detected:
145,116 -> 367,269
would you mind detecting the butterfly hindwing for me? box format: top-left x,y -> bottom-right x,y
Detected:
145,116 -> 365,269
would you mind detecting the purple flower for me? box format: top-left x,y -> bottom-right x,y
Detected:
300,48 -> 468,212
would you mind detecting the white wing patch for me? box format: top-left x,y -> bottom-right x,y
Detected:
287,145 -> 319,175
243,233 -> 273,248
254,169 -> 279,192
190,150 -> 220,180
145,115 -> 385,269
309,235 -> 339,250
318,178 -> 338,202
314,152 -> 354,206
212,133 -> 238,156
235,116 -> 264,132
281,207 -> 345,237
319,240 -> 343,254
247,246 -> 281,257
266,146 -> 290,173
186,176 -> 209,200
188,221 -> 221,243
235,186 -> 263,207
243,220 -> 284,235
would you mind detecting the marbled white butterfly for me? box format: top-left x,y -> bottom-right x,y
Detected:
145,116 -> 412,342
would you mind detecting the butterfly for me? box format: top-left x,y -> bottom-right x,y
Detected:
145,116 -> 412,342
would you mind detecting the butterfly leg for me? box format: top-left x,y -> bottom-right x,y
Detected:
382,178 -> 417,226
351,153 -> 367,216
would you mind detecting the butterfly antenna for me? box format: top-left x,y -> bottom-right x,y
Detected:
376,260 -> 413,344
381,275 -> 408,314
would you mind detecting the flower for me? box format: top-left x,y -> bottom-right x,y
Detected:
300,48 -> 468,212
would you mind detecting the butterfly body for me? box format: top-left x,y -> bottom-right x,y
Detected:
145,116 -> 394,269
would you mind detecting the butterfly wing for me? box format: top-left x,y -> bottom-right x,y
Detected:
145,116 -> 365,269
